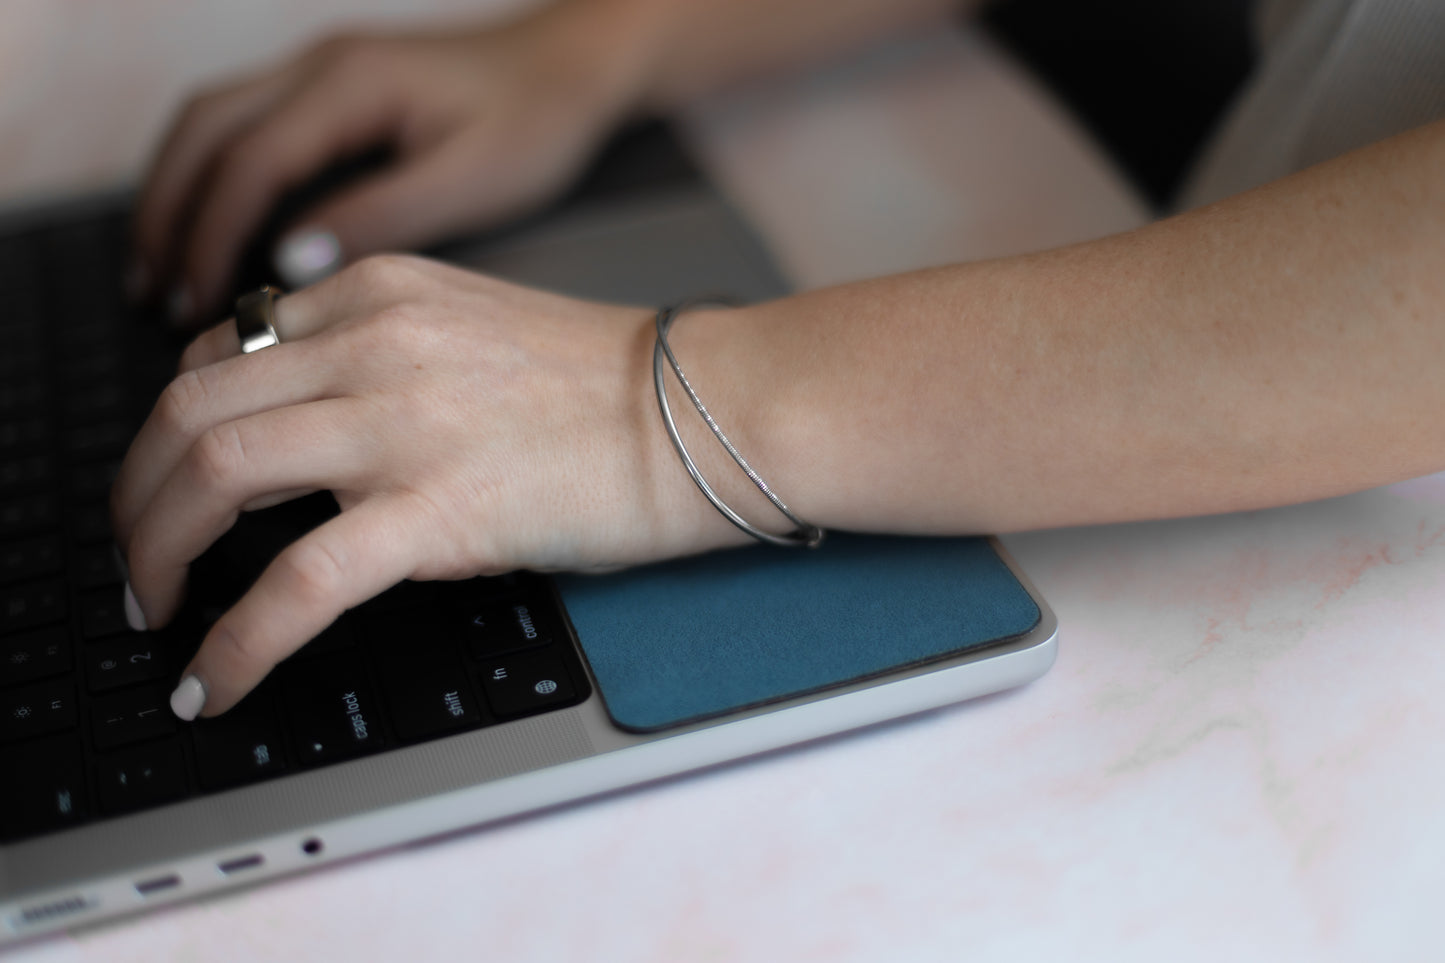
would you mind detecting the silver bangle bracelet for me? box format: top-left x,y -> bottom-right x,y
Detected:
653,299 -> 825,549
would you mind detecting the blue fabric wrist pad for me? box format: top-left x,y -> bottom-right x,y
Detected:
555,534 -> 1041,732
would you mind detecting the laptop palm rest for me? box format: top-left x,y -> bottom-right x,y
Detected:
557,535 -> 1042,733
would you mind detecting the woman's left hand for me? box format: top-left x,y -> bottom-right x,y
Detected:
111,255 -> 744,718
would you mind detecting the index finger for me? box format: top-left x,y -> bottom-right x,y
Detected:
172,496 -> 422,719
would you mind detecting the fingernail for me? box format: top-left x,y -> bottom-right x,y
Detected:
168,284 -> 193,327
123,580 -> 147,632
274,228 -> 342,289
124,259 -> 150,303
170,674 -> 208,721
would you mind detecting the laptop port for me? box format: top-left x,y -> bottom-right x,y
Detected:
134,875 -> 181,897
217,855 -> 264,876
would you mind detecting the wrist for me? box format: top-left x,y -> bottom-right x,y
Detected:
526,0 -> 681,125
643,301 -> 829,549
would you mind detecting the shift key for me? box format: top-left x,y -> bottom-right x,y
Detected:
283,657 -> 385,767
373,647 -> 485,743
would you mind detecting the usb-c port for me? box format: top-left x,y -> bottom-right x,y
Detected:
134,874 -> 181,897
218,854 -> 265,876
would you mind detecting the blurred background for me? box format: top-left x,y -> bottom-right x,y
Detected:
0,0 -> 1250,209
0,0 -> 1259,292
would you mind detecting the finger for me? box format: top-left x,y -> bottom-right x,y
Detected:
175,282 -> 346,372
174,496 -> 422,718
132,68 -> 300,296
180,64 -> 405,319
278,134 -> 497,264
125,399 -> 374,628
112,338 -> 342,548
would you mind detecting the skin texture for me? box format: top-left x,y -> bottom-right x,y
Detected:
115,0 -> 1445,716
113,257 -> 754,714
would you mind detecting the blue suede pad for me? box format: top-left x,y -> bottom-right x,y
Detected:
554,534 -> 1041,732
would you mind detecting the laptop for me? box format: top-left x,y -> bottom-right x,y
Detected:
0,123 -> 1057,946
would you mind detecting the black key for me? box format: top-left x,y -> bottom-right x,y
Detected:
64,421 -> 132,462
64,384 -> 128,425
191,688 -> 288,790
0,453 -> 54,495
283,657 -> 385,766
69,502 -> 113,543
59,353 -> 123,383
73,543 -> 124,590
0,377 -> 46,417
0,736 -> 88,841
0,416 -> 47,453
351,578 -> 441,617
0,681 -> 77,743
67,461 -> 120,502
284,621 -> 355,663
85,636 -> 169,692
0,332 -> 45,361
0,627 -> 70,687
461,598 -> 557,661
94,740 -> 189,816
0,535 -> 64,584
81,586 -> 135,640
91,685 -> 175,751
57,322 -> 122,351
373,646 -> 485,743
475,650 -> 578,720
0,493 -> 61,538
1,579 -> 66,634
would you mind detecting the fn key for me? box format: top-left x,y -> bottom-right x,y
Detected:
476,650 -> 578,720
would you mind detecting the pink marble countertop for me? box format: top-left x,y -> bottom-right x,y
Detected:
6,8 -> 1442,961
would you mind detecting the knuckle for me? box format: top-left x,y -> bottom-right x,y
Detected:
156,369 -> 209,435
208,620 -> 267,676
276,538 -> 349,610
188,422 -> 248,493
347,253 -> 423,295
372,303 -> 428,344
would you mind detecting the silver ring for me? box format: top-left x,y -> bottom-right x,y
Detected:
236,285 -> 283,354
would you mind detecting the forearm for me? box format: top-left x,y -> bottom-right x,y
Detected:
670,121 -> 1445,535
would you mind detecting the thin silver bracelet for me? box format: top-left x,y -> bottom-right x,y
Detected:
653,299 -> 825,549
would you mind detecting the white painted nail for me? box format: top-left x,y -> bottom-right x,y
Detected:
124,259 -> 149,303
167,284 -> 193,326
274,228 -> 342,289
123,580 -> 147,632
170,674 -> 208,721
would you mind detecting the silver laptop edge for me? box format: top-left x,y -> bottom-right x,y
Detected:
0,184 -> 1057,946
3,541 -> 1055,942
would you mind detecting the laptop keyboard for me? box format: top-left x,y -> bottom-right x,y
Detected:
0,209 -> 590,844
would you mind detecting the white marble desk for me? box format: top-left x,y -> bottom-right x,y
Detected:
6,9 -> 1443,962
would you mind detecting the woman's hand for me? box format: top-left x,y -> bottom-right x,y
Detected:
111,255 -> 746,718
131,1 -> 657,324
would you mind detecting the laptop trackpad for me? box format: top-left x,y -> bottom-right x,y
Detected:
555,535 -> 1041,733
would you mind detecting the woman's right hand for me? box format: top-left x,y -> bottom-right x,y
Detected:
131,0 -> 659,324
